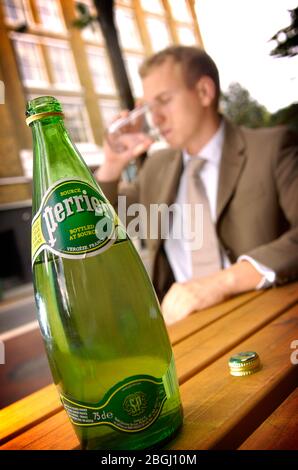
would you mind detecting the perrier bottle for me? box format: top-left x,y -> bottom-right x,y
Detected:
27,96 -> 183,450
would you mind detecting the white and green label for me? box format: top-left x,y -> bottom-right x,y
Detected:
60,374 -> 168,433
32,178 -> 122,264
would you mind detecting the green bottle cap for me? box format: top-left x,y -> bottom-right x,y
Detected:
228,351 -> 261,376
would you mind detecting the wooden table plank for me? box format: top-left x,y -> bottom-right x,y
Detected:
2,303 -> 297,450
174,283 -> 298,383
168,291 -> 262,345
1,284 -> 297,450
238,388 -> 298,450
0,289 -> 262,445
1,409 -> 78,450
0,384 -> 61,445
168,305 -> 298,450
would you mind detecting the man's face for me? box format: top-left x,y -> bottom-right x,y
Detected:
142,59 -> 206,153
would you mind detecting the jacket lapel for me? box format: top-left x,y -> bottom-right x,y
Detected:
156,148 -> 183,206
216,119 -> 246,223
150,148 -> 183,255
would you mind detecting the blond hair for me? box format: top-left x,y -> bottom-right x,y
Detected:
139,45 -> 220,107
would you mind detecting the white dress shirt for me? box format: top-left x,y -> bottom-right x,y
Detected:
164,120 -> 276,289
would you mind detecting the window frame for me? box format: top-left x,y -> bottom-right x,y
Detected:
44,37 -> 81,91
98,98 -> 121,128
59,95 -> 95,145
10,32 -> 49,88
167,0 -> 193,23
75,0 -> 104,45
123,52 -> 144,98
176,24 -> 197,45
86,46 -> 116,95
115,6 -> 144,52
33,0 -> 66,34
140,0 -> 164,15
2,0 -> 34,28
144,15 -> 172,52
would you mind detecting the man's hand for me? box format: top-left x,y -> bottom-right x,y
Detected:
161,261 -> 263,325
161,271 -> 231,325
97,136 -> 152,181
95,109 -> 154,182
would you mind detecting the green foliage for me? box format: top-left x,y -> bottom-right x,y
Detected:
270,7 -> 298,58
73,2 -> 97,29
221,82 -> 298,131
269,103 -> 298,132
221,82 -> 270,128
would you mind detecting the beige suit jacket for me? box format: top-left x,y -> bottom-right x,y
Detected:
99,118 -> 298,300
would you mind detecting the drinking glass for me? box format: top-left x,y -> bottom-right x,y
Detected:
105,105 -> 160,153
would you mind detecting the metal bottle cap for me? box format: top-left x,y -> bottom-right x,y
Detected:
228,351 -> 261,376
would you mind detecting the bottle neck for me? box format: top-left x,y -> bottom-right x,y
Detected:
26,110 -> 64,127
31,117 -> 64,212
29,111 -> 96,215
31,115 -> 73,170
30,115 -> 69,145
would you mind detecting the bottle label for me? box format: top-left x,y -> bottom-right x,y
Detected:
32,178 -> 122,264
60,373 -> 171,432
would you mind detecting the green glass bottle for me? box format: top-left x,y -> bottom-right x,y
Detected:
27,96 -> 183,450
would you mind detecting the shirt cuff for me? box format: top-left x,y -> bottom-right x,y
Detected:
237,255 -> 276,290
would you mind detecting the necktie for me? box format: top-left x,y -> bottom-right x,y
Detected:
186,157 -> 221,278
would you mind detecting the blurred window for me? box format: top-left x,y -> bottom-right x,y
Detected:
62,100 -> 94,144
2,0 -> 27,25
115,7 -> 143,51
35,0 -> 65,32
116,0 -> 132,6
12,34 -> 48,87
177,25 -> 196,45
98,99 -> 121,127
47,41 -> 80,90
124,53 -> 144,98
145,16 -> 171,52
2,0 -> 36,27
87,47 -> 116,94
75,0 -> 103,43
140,0 -> 164,15
168,0 -> 192,22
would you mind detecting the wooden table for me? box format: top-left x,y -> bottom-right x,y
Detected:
1,283 -> 298,450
